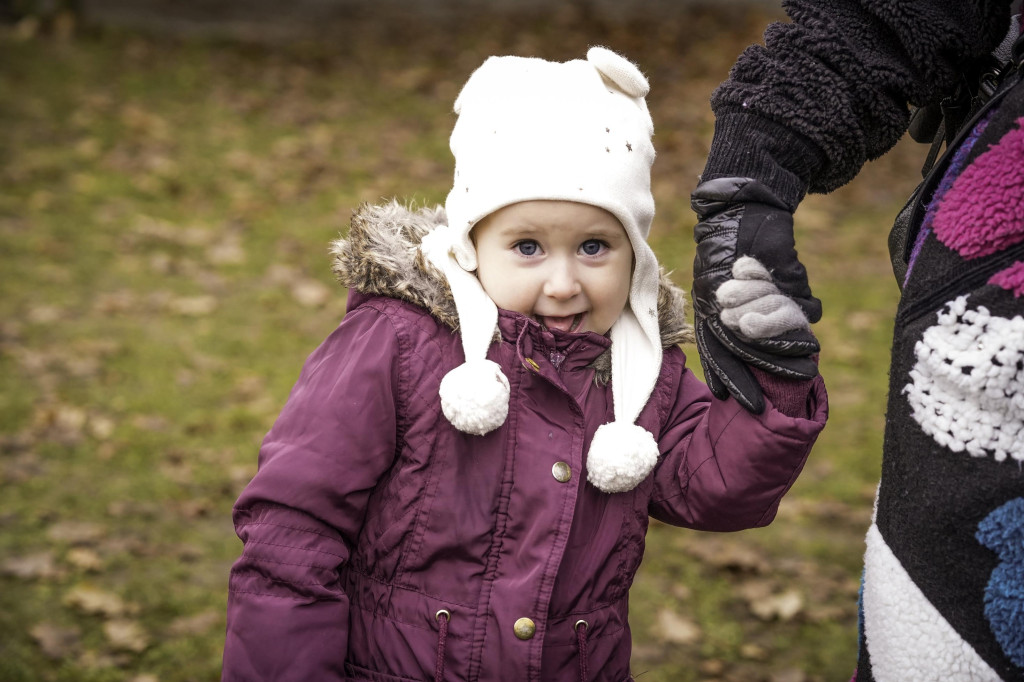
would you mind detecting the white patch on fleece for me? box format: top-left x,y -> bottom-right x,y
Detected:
903,295 -> 1024,462
863,522 -> 1000,681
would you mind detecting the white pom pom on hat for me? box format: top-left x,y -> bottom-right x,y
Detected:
439,359 -> 510,436
585,421 -> 660,493
422,46 -> 664,491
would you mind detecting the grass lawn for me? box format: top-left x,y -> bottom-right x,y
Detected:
0,8 -> 923,681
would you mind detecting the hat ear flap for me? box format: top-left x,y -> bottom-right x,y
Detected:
421,226 -> 509,436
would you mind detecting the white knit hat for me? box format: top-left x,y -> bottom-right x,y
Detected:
420,46 -> 662,494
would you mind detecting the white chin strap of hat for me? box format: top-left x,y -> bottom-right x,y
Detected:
420,227 -> 510,436
584,308 -> 662,494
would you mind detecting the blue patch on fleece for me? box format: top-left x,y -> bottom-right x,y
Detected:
976,498 -> 1024,668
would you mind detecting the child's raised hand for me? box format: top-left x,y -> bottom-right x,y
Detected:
691,177 -> 821,413
717,256 -> 811,339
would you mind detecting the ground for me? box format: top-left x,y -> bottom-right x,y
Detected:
0,7 -> 925,681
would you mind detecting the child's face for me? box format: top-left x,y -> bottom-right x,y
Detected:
471,200 -> 633,336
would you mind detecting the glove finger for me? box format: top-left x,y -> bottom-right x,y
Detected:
713,317 -> 820,357
796,296 -> 823,324
731,256 -> 773,281
692,270 -> 726,317
716,279 -> 780,307
699,351 -> 731,401
746,326 -> 821,357
696,320 -> 765,414
721,295 -> 810,338
708,317 -> 819,380
694,319 -> 729,400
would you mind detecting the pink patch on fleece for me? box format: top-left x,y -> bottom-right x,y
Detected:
933,117 -> 1024,259
989,260 -> 1024,298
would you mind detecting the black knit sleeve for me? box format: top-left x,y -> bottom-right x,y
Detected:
701,0 -> 1012,208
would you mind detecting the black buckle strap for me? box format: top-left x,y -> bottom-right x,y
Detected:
888,26 -> 1024,288
916,19 -> 1023,177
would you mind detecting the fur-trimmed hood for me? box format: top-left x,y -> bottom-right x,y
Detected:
330,201 -> 694,378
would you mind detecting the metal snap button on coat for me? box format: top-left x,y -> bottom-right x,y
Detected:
513,617 -> 536,640
551,461 -> 571,483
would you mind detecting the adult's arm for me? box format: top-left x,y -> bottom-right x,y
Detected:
702,0 -> 1012,208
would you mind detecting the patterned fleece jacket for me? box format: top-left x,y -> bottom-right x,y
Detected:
699,0 -> 1024,679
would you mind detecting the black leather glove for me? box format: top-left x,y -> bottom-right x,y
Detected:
691,177 -> 821,413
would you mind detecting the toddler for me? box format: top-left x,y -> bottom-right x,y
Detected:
222,47 -> 828,682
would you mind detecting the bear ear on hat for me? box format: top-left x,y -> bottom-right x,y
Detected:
587,46 -> 649,98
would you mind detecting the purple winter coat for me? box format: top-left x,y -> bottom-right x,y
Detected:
222,203 -> 828,682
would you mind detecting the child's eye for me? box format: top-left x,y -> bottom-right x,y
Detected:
579,240 -> 607,256
514,240 -> 540,256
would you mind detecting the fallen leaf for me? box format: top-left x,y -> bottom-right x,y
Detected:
88,415 -> 116,440
740,643 -> 768,660
291,279 -> 330,308
30,622 -> 81,660
654,608 -> 701,645
167,610 -> 221,637
148,252 -> 174,274
47,521 -> 104,545
2,552 -> 61,579
159,458 -> 193,484
232,375 -> 267,401
76,648 -> 123,669
131,415 -> 170,432
699,659 -> 725,676
75,137 -> 102,159
670,584 -> 692,601
107,500 -> 161,519
747,588 -> 804,622
206,235 -> 246,265
66,548 -> 104,572
176,499 -> 211,519
93,290 -> 139,314
681,537 -> 769,574
133,215 -> 208,245
1,452 -> 48,483
229,464 -> 256,487
54,406 -> 88,434
265,263 -> 300,285
0,432 -> 31,453
103,619 -> 150,653
15,16 -> 40,40
64,585 -> 127,617
771,669 -> 808,682
27,305 -> 62,324
175,544 -> 204,562
167,295 -> 218,316
64,356 -> 101,378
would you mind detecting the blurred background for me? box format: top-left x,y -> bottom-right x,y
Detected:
0,1 -> 925,680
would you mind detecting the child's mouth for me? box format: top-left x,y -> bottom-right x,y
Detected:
538,313 -> 584,333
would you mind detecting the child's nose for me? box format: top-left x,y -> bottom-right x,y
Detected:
542,263 -> 582,300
